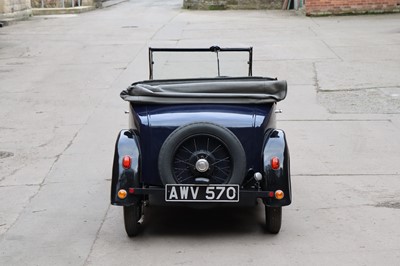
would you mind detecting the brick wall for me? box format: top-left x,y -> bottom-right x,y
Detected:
306,0 -> 400,15
0,0 -> 32,19
183,0 -> 284,10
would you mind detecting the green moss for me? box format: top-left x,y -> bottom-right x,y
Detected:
208,4 -> 226,10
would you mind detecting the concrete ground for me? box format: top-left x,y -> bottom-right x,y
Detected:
1,0 -> 400,265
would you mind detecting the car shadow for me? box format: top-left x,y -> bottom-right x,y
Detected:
139,203 -> 267,237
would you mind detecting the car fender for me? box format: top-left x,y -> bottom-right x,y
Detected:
262,129 -> 291,206
111,130 -> 141,206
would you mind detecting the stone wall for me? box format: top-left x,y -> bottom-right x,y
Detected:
0,0 -> 32,19
183,0 -> 284,10
306,0 -> 400,15
31,0 -> 94,8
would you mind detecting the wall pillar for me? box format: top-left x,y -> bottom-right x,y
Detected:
0,0 -> 32,21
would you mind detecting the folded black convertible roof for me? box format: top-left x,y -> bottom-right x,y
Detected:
121,77 -> 287,104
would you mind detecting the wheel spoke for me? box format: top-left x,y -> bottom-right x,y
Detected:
204,137 -> 211,159
215,166 -> 230,177
173,167 -> 188,171
181,145 -> 193,154
174,168 -> 188,179
178,175 -> 194,183
209,144 -> 221,155
211,157 -> 230,165
211,175 -> 226,182
174,158 -> 194,167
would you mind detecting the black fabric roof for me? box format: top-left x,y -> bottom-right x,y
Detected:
121,77 -> 287,104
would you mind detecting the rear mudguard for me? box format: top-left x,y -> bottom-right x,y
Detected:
261,129 -> 291,207
111,130 -> 141,206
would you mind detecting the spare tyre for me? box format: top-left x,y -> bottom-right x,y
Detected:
158,122 -> 246,185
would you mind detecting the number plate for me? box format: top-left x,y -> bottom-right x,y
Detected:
165,184 -> 239,202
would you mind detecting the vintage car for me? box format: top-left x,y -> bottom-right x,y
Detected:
111,47 -> 291,237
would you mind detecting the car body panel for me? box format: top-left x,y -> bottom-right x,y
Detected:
262,129 -> 292,206
111,130 -> 141,206
128,103 -> 275,186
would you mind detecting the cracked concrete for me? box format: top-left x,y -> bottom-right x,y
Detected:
1,0 -> 400,265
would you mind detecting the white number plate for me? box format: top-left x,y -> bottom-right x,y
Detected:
165,184 -> 239,202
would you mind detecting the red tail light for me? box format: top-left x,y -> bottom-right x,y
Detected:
271,157 -> 280,170
122,155 -> 131,169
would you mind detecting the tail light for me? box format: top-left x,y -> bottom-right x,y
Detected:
271,157 -> 280,170
118,189 -> 127,199
122,155 -> 131,169
275,190 -> 284,200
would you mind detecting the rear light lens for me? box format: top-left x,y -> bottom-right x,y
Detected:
271,157 -> 280,170
275,190 -> 284,200
118,189 -> 127,199
122,155 -> 131,169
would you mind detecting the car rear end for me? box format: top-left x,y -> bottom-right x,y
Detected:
111,76 -> 291,236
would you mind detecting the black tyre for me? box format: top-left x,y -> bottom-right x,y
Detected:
265,206 -> 282,234
123,204 -> 142,237
158,122 -> 246,185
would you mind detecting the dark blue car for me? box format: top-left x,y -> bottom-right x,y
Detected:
111,47 -> 291,236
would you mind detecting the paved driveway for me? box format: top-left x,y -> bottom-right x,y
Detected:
1,1 -> 400,265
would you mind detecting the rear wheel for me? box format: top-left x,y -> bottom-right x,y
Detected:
124,203 -> 142,237
265,206 -> 282,234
